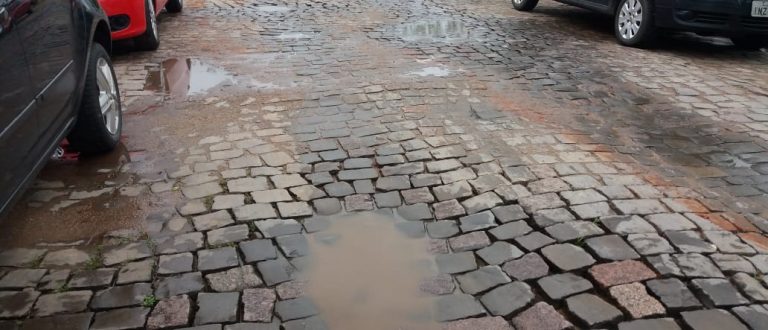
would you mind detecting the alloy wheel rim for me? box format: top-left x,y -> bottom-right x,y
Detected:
96,58 -> 120,135
148,1 -> 158,40
618,0 -> 642,40
513,0 -> 523,4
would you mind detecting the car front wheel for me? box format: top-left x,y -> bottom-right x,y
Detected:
512,0 -> 539,11
134,0 -> 160,51
166,0 -> 182,13
68,43 -> 122,154
614,0 -> 655,47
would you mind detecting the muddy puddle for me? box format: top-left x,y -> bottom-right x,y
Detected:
304,212 -> 440,330
399,19 -> 471,42
144,58 -> 285,98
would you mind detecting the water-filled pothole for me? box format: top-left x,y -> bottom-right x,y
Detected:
144,58 -> 282,97
399,19 -> 471,42
303,212 -> 440,330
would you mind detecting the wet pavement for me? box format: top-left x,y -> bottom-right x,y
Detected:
1,0 -> 768,328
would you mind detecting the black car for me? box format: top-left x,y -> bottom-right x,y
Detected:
512,0 -> 768,49
0,0 -> 122,215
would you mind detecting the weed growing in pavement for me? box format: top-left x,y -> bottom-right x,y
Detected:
142,294 -> 158,307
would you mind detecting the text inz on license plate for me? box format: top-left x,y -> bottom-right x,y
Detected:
753,1 -> 768,17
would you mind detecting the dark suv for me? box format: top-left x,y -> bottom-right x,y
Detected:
512,0 -> 768,49
0,0 -> 122,215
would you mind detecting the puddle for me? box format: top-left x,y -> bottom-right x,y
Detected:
304,212 -> 440,330
408,66 -> 453,77
275,32 -> 312,39
400,19 -> 470,42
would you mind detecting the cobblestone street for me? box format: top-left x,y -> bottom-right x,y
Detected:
2,0 -> 768,328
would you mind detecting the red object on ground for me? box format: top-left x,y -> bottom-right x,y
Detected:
58,139 -> 80,161
98,0 -> 168,40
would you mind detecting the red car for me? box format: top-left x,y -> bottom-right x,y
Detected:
99,0 -> 182,50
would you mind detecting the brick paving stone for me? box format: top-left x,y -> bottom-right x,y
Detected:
613,199 -> 668,215
433,199 -> 466,220
154,272 -> 204,299
503,167 -> 537,184
401,187 -> 435,204
618,318 -> 681,330
257,258 -> 295,286
155,232 -> 204,254
589,260 -> 656,287
542,243 -> 595,271
627,233 -> 675,255
344,194 -> 374,211
206,266 -> 263,292
0,290 -> 40,318
275,297 -> 318,321
277,202 -> 313,218
411,173 -> 442,187
692,278 -> 750,306
255,219 -> 302,238
207,225 -> 249,246
290,185 -> 327,201
419,274 -> 455,296
703,231 -> 755,254
159,253 -> 194,275
91,283 -> 152,309
147,295 -> 191,329
40,248 -> 89,267
353,180 -> 375,194
458,211 -> 496,232
282,316 -> 327,330
374,191 -> 402,207
103,242 -> 153,266
462,192 -> 503,214
182,182 -> 223,199
195,292 -> 239,325
599,186 -> 636,199
276,281 -> 306,300
469,174 -> 511,194
313,198 -> 342,215
666,231 -> 717,253
512,302 -> 572,330
519,193 -> 566,213
491,205 -> 528,223
233,204 -> 277,221
0,248 -> 46,267
533,208 -> 576,227
457,266 -> 511,294
433,181 -> 473,202
681,309 -> 749,330
242,288 -> 276,322
609,283 -> 665,319
20,313 -> 93,330
488,221 -> 532,240
337,168 -> 378,181
261,152 -> 293,167
546,221 -> 605,242
251,189 -> 293,203
494,185 -> 532,202
33,291 -> 91,317
427,221 -> 460,239
480,281 -> 533,317
647,254 -> 684,277
646,278 -> 702,310
586,235 -> 640,261
711,254 -> 756,274
192,211 -> 235,232
226,177 -> 268,193
38,270 -> 69,291
381,162 -> 424,176
448,232 -> 491,252
566,293 -> 622,326
436,252 -> 477,274
529,178 -> 570,194
0,269 -> 47,289
427,159 -> 463,173
307,172 -> 334,185
434,294 -> 485,322
440,316 -> 512,330
538,273 -> 593,300
375,175 -> 411,191
477,242 -> 524,265
732,305 -> 768,330
276,234 -> 309,258
571,201 -> 616,219
561,189 -> 607,205
396,203 -> 432,220
441,168 -> 478,184
646,213 -> 697,231
197,247 -> 239,272
91,307 -> 150,330
240,239 -> 278,263
600,215 -> 657,234
502,253 -> 549,280
675,253 -> 724,278
515,232 -> 556,251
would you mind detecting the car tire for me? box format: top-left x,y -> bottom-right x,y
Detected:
165,0 -> 182,13
614,0 -> 655,47
67,43 -> 122,154
512,0 -> 538,11
731,36 -> 766,51
134,0 -> 160,51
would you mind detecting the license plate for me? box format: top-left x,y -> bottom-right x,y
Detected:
753,1 -> 768,17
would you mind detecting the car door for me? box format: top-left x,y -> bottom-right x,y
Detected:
15,0 -> 77,139
0,0 -> 37,208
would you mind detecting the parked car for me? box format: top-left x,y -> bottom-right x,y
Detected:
0,0 -> 122,215
98,0 -> 182,51
511,0 -> 768,49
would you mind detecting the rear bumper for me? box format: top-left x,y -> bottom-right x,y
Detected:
98,0 -> 147,40
655,0 -> 768,36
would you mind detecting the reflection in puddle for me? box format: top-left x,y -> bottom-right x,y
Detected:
400,19 -> 469,42
254,5 -> 292,12
408,66 -> 453,77
276,32 -> 312,39
305,212 -> 440,330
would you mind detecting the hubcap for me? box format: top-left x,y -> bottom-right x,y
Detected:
513,0 -> 523,4
96,58 -> 120,135
618,0 -> 643,40
148,1 -> 158,40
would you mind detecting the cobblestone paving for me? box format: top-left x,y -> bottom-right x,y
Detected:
2,0 -> 768,329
